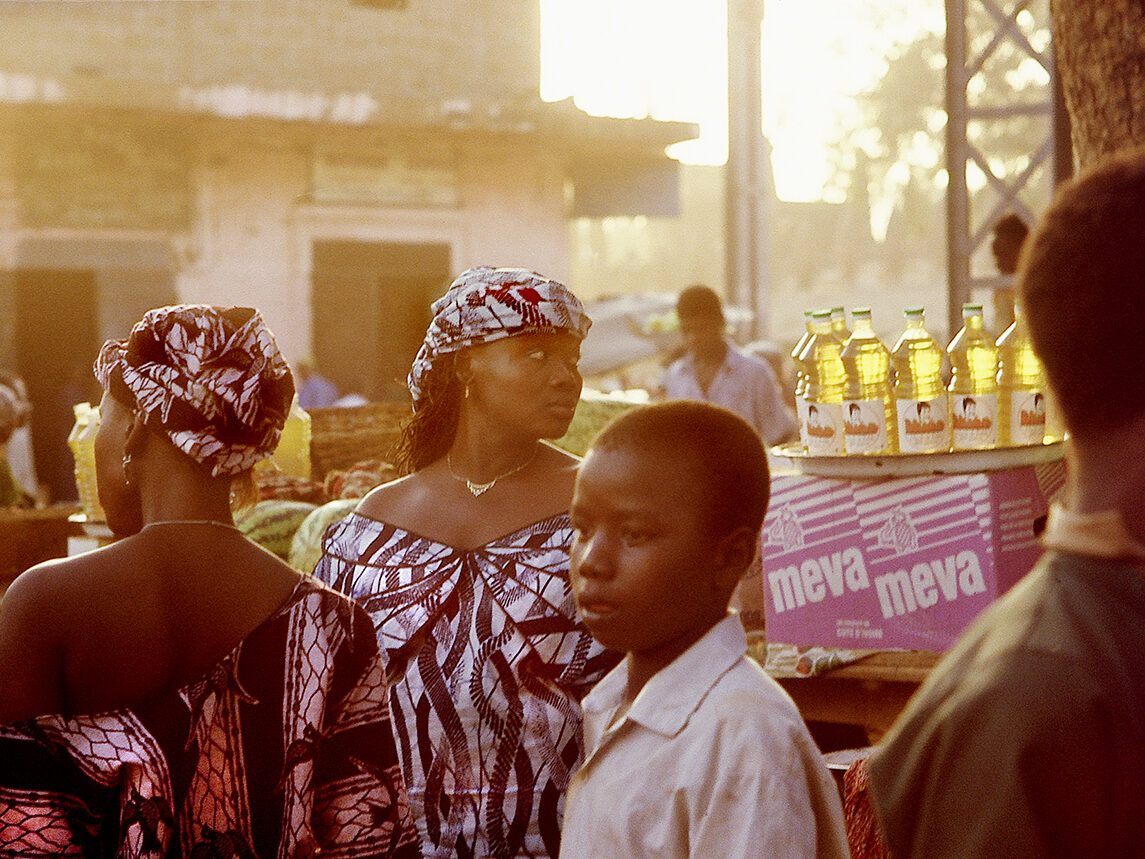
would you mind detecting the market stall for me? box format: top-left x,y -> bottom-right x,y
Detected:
756,441 -> 1067,740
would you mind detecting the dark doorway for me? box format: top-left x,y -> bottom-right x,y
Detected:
311,241 -> 452,401
15,269 -> 101,503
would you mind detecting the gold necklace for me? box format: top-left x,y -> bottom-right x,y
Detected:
447,447 -> 538,497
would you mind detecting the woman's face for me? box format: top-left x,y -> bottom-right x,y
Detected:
94,391 -> 143,536
463,331 -> 583,440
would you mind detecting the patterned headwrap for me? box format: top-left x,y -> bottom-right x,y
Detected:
408,266 -> 591,410
93,304 -> 295,477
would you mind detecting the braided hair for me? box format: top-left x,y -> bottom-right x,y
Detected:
393,351 -> 464,475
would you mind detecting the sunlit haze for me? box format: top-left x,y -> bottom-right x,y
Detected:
541,0 -> 941,203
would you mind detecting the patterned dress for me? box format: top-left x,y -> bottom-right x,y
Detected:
0,578 -> 421,858
314,512 -> 618,859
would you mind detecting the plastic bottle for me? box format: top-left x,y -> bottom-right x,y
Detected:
796,309 -> 846,455
947,303 -> 999,450
830,305 -> 850,341
791,310 -> 816,413
259,397 -> 312,479
995,307 -> 1046,446
891,307 -> 950,453
68,402 -> 106,522
841,307 -> 898,454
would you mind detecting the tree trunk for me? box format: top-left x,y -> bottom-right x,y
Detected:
1051,0 -> 1145,168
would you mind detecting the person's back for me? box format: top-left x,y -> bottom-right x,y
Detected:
562,401 -> 847,858
0,304 -> 419,857
868,146 -> 1145,858
3,526 -> 300,717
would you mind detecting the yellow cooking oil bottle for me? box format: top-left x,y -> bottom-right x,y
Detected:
995,306 -> 1046,446
841,307 -> 898,454
830,305 -> 850,341
258,396 -> 312,479
891,306 -> 950,453
947,303 -> 999,450
797,309 -> 846,455
68,401 -> 106,522
791,310 -> 816,413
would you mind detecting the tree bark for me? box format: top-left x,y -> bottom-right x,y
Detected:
1051,0 -> 1145,168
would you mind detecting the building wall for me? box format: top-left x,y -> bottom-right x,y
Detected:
0,112 -> 571,367
1,0 -> 541,113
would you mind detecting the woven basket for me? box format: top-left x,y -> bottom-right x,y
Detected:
307,401 -> 411,480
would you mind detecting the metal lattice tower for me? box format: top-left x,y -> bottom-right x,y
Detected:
945,0 -> 1070,338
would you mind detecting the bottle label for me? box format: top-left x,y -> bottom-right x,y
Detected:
897,395 -> 950,453
951,393 -> 998,449
798,399 -> 844,456
842,399 -> 888,454
1009,389 -> 1046,446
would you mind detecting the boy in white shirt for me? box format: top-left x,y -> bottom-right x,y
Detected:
561,400 -> 848,859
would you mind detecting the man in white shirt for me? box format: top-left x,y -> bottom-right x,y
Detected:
662,285 -> 797,446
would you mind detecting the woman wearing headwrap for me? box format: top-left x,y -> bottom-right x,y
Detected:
0,305 -> 420,858
313,267 -> 618,859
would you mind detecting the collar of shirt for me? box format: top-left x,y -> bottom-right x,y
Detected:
581,613 -> 745,751
676,341 -> 741,374
1041,503 -> 1145,563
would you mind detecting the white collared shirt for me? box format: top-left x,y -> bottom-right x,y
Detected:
1041,503 -> 1145,563
663,344 -> 797,446
562,614 -> 848,859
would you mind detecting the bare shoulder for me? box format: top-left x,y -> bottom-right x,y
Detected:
538,441 -> 581,484
355,470 -> 433,523
2,552 -> 106,624
541,440 -> 582,467
0,552 -> 113,721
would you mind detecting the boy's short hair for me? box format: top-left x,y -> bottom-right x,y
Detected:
1018,146 -> 1145,438
589,400 -> 770,537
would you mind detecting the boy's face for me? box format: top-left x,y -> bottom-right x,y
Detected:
570,444 -> 732,677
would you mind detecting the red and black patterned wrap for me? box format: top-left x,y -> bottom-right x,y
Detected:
94,304 -> 295,478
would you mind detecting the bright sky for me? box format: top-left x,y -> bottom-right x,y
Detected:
540,0 -> 941,202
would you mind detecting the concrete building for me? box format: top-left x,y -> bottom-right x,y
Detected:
0,0 -> 693,501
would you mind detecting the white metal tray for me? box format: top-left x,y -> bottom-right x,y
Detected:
769,438 -> 1065,478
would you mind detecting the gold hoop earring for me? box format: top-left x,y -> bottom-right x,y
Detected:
122,452 -> 134,488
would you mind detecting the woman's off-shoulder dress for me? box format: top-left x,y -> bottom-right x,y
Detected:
314,512 -> 618,859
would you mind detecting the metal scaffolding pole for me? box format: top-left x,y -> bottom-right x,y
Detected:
726,0 -> 769,340
945,0 -> 1061,339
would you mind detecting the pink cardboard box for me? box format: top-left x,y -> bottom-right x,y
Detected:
760,460 -> 1067,651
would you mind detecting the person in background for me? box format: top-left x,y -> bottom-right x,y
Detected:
313,267 -> 618,859
662,284 -> 798,446
295,354 -> 339,409
0,304 -> 419,857
867,147 -> 1145,857
0,379 -> 34,508
562,401 -> 848,859
990,210 -> 1030,331
0,372 -> 37,505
